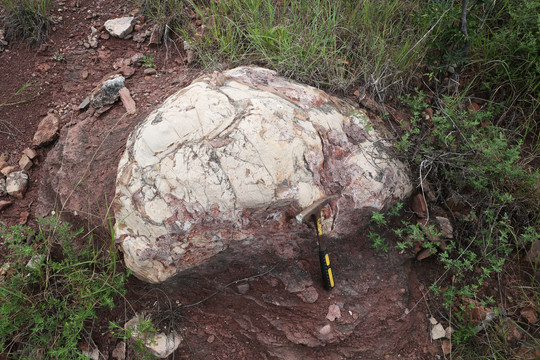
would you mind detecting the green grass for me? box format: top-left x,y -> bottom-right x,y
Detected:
0,0 -> 52,44
0,217 -> 128,359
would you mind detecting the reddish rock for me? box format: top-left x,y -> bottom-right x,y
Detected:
520,307 -> 537,324
468,102 -> 480,111
297,286 -> 319,303
411,193 -> 427,218
0,160 -> 7,171
326,304 -> 341,321
23,148 -> 37,160
118,87 -> 136,114
416,248 -> 434,261
1,166 -> 16,176
441,340 -> 452,355
33,113 -> 60,147
19,211 -> 29,225
0,152 -> 9,162
0,200 -> 12,211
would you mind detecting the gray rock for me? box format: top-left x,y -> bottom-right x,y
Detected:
89,75 -> 125,109
6,171 -> 29,199
111,341 -> 126,360
436,216 -> 453,239
78,96 -> 90,111
104,17 -> 135,38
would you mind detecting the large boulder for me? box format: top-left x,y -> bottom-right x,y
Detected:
114,67 -> 412,283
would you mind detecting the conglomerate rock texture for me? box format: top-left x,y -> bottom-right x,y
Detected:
114,67 -> 412,283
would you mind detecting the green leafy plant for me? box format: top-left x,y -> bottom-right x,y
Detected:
0,217 -> 127,359
140,54 -> 156,68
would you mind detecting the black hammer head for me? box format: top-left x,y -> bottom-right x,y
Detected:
296,195 -> 338,224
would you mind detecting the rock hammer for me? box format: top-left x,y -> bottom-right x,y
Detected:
296,195 -> 338,290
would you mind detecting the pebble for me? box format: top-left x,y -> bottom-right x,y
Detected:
326,304 -> 341,322
236,283 -> 250,294
19,154 -> 33,171
431,323 -> 446,340
111,341 -> 126,360
520,307 -> 538,324
0,200 -> 12,211
0,178 -> 6,196
6,171 -> 29,198
1,166 -> 16,176
319,324 -> 332,335
118,87 -> 137,115
411,193 -> 427,218
33,113 -> 60,147
144,68 -> 157,76
23,148 -> 37,160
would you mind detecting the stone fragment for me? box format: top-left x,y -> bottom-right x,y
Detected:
319,324 -> 332,335
89,75 -> 125,108
411,193 -> 427,218
82,347 -> 99,360
429,317 -> 438,325
520,307 -> 537,324
416,248 -> 434,261
431,323 -> 446,340
1,166 -> 16,176
104,17 -> 135,38
326,304 -> 341,322
149,24 -> 164,45
0,160 -> 7,171
19,154 -> 33,171
0,178 -> 6,197
78,97 -> 90,110
297,286 -> 319,304
114,67 -> 412,283
445,326 -> 454,339
6,171 -> 29,198
206,335 -> 215,343
143,68 -> 157,76
125,315 -> 182,358
111,341 -> 126,360
82,69 -> 89,79
23,148 -> 37,160
0,200 -> 11,211
33,114 -> 60,147
0,152 -> 8,162
435,216 -> 453,239
441,340 -> 452,355
236,283 -> 250,294
118,87 -> 136,114
19,211 -> 29,225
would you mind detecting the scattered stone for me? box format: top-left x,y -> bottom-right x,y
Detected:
118,87 -> 136,114
132,31 -> 147,43
445,326 -> 454,339
26,254 -> 45,270
78,97 -> 90,111
119,65 -> 136,78
100,32 -> 110,40
441,340 -> 452,355
319,324 -> 332,335
0,160 -> 7,171
143,67 -> 157,76
520,307 -> 537,324
82,69 -> 89,80
89,75 -> 125,109
111,341 -> 126,360
33,114 -> 60,147
0,152 -> 8,162
416,248 -> 434,261
326,304 -> 342,322
23,148 -> 37,160
19,154 -> 33,171
6,171 -> 29,198
0,178 -> 6,197
0,200 -> 12,211
19,211 -> 29,225
1,166 -> 16,176
435,216 -> 453,239
411,193 -> 427,218
149,24 -> 164,45
236,283 -> 250,294
475,311 -> 497,333
125,315 -> 182,358
499,318 -> 523,342
429,317 -> 438,325
81,347 -> 99,360
206,335 -> 215,343
114,67 -> 412,283
104,17 -> 135,38
431,323 -> 446,340
297,286 -> 319,304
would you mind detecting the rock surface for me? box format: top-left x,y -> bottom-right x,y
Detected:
114,67 -> 412,283
0,178 -> 6,197
104,17 -> 135,38
6,171 -> 29,199
90,75 -> 125,108
33,114 -> 60,147
125,315 -> 182,358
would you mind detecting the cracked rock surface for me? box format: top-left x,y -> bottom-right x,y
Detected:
114,67 -> 412,283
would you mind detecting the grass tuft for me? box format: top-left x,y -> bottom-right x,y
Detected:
0,0 -> 52,44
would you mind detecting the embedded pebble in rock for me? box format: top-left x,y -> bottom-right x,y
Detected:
114,66 -> 412,283
90,75 -> 125,109
0,178 -> 6,197
33,114 -> 60,147
297,286 -> 319,303
104,17 -> 135,38
326,304 -> 341,322
6,171 -> 29,199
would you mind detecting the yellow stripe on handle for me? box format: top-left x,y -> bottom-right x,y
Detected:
328,268 -> 334,288
325,253 -> 330,266
317,218 -> 323,236
319,250 -> 334,290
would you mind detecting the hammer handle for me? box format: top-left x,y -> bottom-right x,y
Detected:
319,249 -> 335,290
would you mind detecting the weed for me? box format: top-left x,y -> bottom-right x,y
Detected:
140,54 -> 156,68
109,316 -> 159,360
0,0 -> 52,44
0,82 -> 38,108
0,217 -> 127,359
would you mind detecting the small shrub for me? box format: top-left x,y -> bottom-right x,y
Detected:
0,217 -> 127,359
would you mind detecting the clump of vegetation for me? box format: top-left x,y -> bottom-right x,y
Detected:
0,0 -> 52,44
0,217 -> 127,359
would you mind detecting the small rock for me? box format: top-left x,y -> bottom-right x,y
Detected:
206,335 -> 215,343
19,211 -> 29,225
411,193 -> 427,218
435,216 -> 453,239
82,347 -> 99,360
0,178 -> 6,197
416,248 -> 434,261
441,340 -> 452,355
33,114 -> 60,147
118,87 -> 137,114
326,304 -> 341,322
82,69 -> 89,80
144,68 -> 157,76
149,24 -> 164,45
100,33 -> 110,40
111,341 -> 126,360
236,282 -> 250,294
78,97 -> 90,111
520,307 -> 537,324
6,171 -> 29,198
431,323 -> 446,340
297,286 -> 319,304
19,154 -> 33,171
0,200 -> 12,211
319,324 -> 331,335
23,148 -> 37,160
445,326 -> 454,339
89,75 -> 125,109
499,318 -> 523,342
125,315 -> 182,358
104,17 -> 135,38
1,166 -> 16,176
429,317 -> 438,325
132,32 -> 147,43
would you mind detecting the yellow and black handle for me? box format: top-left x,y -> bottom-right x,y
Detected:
315,217 -> 335,290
